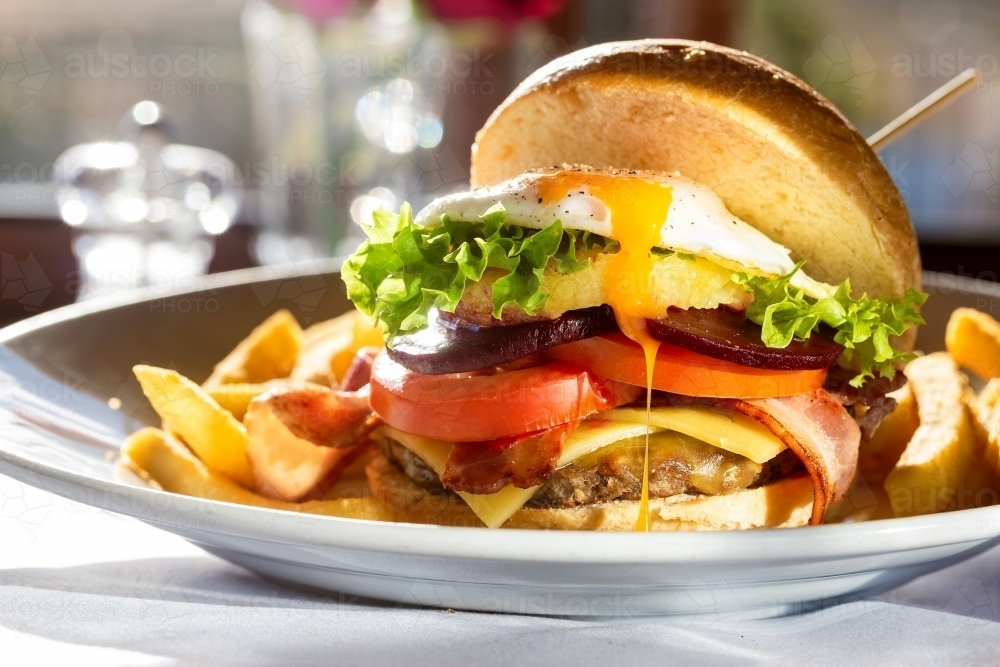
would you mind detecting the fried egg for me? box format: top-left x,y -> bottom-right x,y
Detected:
415,167 -> 833,299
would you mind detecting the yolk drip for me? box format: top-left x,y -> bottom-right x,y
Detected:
537,172 -> 673,532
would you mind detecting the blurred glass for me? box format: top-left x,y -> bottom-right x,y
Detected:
241,0 -> 330,265
738,0 -> 1000,242
0,0 -> 998,260
53,101 -> 242,298
241,0 -> 451,264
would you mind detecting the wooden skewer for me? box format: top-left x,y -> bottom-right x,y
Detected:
868,67 -> 981,151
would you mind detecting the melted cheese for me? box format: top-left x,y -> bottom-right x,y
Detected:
535,171 -> 669,531
381,407 -> 784,529
376,406 -> 785,530
606,406 -> 786,464
380,421 -> 651,529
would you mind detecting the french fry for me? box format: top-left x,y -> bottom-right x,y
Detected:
946,307 -> 1000,380
122,427 -> 390,520
204,309 -> 303,387
884,353 -> 976,517
291,310 -> 383,386
206,380 -> 288,421
133,364 -> 255,487
859,384 -> 920,484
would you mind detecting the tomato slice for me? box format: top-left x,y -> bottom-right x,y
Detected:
369,353 -> 643,441
546,333 -> 827,399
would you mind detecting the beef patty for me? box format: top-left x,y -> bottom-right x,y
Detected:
380,431 -> 804,510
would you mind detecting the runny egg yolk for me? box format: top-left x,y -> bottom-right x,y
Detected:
537,171 -> 673,532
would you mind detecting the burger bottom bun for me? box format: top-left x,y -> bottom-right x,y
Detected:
366,455 -> 813,531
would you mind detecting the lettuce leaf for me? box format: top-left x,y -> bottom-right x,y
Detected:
341,203 -> 604,340
733,263 -> 928,387
343,202 -> 928,387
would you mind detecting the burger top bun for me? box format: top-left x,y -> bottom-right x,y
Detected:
471,39 -> 921,320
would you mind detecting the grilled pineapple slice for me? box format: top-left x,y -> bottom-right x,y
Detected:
456,253 -> 751,325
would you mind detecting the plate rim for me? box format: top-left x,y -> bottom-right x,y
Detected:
2,268 -> 1000,565
3,426 -> 999,565
0,257 -> 344,348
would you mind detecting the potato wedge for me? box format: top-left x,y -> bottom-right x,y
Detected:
946,307 -> 1000,380
122,427 -> 389,520
292,310 -> 383,386
204,309 -> 303,387
244,385 -> 372,501
884,353 -> 976,517
133,364 -> 255,487
332,311 -> 384,380
970,380 -> 1000,480
300,309 -> 356,343
206,380 -> 289,421
859,384 -> 919,484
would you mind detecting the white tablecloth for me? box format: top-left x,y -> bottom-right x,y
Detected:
3,472 -> 1000,667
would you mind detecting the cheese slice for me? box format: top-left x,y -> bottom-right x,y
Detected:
556,420 -> 654,466
605,406 -> 786,464
378,425 -> 537,528
379,421 -> 652,528
378,406 -> 785,528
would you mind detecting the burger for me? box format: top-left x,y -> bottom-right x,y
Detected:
342,40 -> 926,531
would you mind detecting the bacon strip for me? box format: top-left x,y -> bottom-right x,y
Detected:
441,421 -> 579,495
260,384 -> 376,449
726,389 -> 860,525
440,388 -> 859,517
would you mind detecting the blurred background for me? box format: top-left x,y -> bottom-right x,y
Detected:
1,0 -> 998,325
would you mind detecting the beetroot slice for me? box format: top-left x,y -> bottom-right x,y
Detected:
387,305 -> 618,375
645,308 -> 844,370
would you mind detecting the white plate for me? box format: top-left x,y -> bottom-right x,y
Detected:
1,266 -> 998,619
